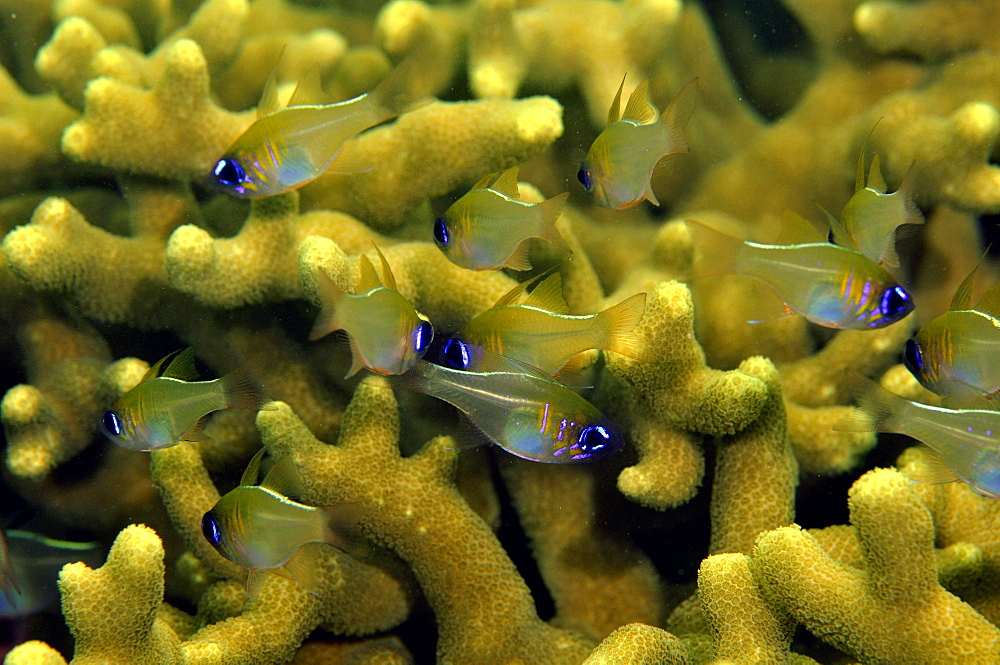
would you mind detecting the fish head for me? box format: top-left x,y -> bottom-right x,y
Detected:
99,406 -> 146,450
565,416 -> 625,462
438,337 -> 481,371
207,150 -> 275,198
873,284 -> 914,327
433,206 -> 479,269
576,157 -> 610,207
399,312 -> 435,372
201,497 -> 251,567
903,336 -> 931,386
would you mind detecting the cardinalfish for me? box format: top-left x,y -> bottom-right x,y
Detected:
687,221 -> 913,330
441,273 -> 646,375
389,355 -> 625,463
840,377 -> 1000,500
310,246 -> 433,377
202,448 -> 365,596
99,348 -> 267,451
0,529 -> 102,618
577,77 -> 697,209
824,129 -> 923,267
433,166 -> 570,271
208,59 -> 418,198
904,256 -> 1000,407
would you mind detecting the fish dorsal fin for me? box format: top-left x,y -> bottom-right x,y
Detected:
780,208 -> 828,245
261,455 -> 307,500
974,281 -> 1000,319
607,74 -> 626,125
489,167 -> 520,199
286,65 -> 327,108
949,252 -> 988,311
356,255 -> 383,293
866,154 -> 887,193
622,80 -> 656,124
371,245 -> 397,291
160,347 -> 200,381
472,172 -> 494,190
139,349 -> 183,383
816,204 -> 852,248
241,447 -> 268,486
521,273 -> 569,314
493,272 -> 546,308
855,119 -> 882,191
474,347 -> 557,382
257,50 -> 285,119
902,446 -> 960,485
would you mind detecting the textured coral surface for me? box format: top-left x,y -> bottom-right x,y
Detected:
2,0 -> 999,663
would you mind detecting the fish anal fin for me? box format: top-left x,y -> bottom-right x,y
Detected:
596,292 -> 648,359
278,546 -> 324,595
321,504 -> 370,558
489,166 -> 521,199
310,270 -> 343,341
161,348 -> 200,381
622,80 -> 656,124
522,273 -> 569,314
502,241 -> 534,272
658,78 -> 698,153
949,251 -> 987,311
356,254 -> 383,292
607,74 -> 626,126
371,245 -> 397,291
180,414 -> 210,442
535,192 -> 571,254
641,180 -> 661,207
901,446 -> 960,485
343,336 -> 368,378
241,447 -> 268,487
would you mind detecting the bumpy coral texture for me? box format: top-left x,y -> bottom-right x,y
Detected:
3,0 -> 1000,663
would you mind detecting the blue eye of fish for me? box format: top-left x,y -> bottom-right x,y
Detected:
201,512 -> 221,547
903,338 -> 924,373
879,286 -> 912,319
577,165 -> 592,191
101,410 -> 122,437
440,337 -> 473,370
433,218 -> 449,247
412,321 -> 433,353
577,424 -> 610,454
212,158 -> 245,187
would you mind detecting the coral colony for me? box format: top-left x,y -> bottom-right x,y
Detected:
2,0 -> 1000,663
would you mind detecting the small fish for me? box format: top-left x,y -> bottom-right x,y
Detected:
449,273 -> 646,374
433,167 -> 570,271
0,530 -> 102,618
841,377 -> 1000,500
202,448 -> 365,596
100,348 -> 267,451
824,130 -> 922,267
577,77 -> 697,209
904,256 -> 1000,407
389,356 -> 624,463
688,221 -> 913,329
208,59 -> 415,198
310,247 -> 433,377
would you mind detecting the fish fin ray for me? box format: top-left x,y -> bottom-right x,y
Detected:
260,456 -> 307,499
622,80 -> 656,124
522,273 -> 570,314
607,74 -> 626,125
658,78 -> 698,153
220,364 -> 268,410
161,347 -> 200,381
949,251 -> 988,311
140,349 -> 184,382
536,192 -> 571,254
371,245 -> 397,291
310,270 -> 343,340
595,292 -> 648,359
472,172 -> 495,190
241,447 -> 268,486
489,167 -> 520,199
321,504 -> 369,558
356,254 -> 383,292
502,241 -> 534,272
902,446 -> 960,485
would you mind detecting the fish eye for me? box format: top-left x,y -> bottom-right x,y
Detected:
577,165 -> 592,191
577,424 -> 611,454
212,158 -> 245,187
433,217 -> 449,247
201,512 -> 222,547
879,286 -> 912,319
441,337 -> 472,370
903,339 -> 924,372
412,320 -> 434,354
100,410 -> 122,437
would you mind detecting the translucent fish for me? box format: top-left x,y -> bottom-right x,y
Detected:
310,246 -> 433,377
390,357 -> 625,463
433,166 -> 570,271
688,221 -> 913,330
208,59 -> 417,198
448,273 -> 646,374
825,139 -> 923,268
840,378 -> 1000,500
577,78 -> 697,209
202,448 -> 365,597
0,530 -> 102,618
904,257 -> 1000,407
99,348 -> 267,451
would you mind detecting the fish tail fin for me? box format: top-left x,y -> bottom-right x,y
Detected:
368,57 -> 432,122
685,219 -> 745,279
594,292 -> 648,360
309,270 -> 343,341
320,504 -> 370,558
536,192 -> 571,254
835,374 -> 905,433
220,364 -> 269,411
659,78 -> 698,153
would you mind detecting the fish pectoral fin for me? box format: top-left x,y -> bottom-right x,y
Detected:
745,291 -> 796,325
324,140 -> 375,175
901,446 -> 960,485
260,455 -> 307,500
502,241 -> 534,272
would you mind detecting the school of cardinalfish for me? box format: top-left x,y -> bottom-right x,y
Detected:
10,61 -> 1000,610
